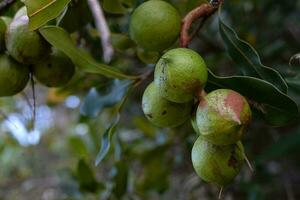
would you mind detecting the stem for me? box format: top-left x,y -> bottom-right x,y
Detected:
218,187 -> 223,199
87,0 -> 114,63
197,90 -> 207,102
29,70 -> 36,131
180,0 -> 223,47
244,153 -> 254,173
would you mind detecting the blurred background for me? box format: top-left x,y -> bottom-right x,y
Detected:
0,0 -> 299,199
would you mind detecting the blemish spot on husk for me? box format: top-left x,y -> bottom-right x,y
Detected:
147,113 -> 153,118
225,91 -> 244,123
228,151 -> 238,169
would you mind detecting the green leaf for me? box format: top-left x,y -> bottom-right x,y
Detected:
68,136 -> 89,157
80,79 -> 132,118
103,0 -> 134,14
207,71 -> 299,126
219,17 -> 288,93
95,114 -> 120,166
136,144 -> 171,193
39,26 -> 138,80
111,161 -> 128,198
286,78 -> 300,92
256,127 -> 300,163
58,0 -> 92,33
94,85 -> 132,166
25,0 -> 71,30
76,159 -> 102,193
286,77 -> 300,107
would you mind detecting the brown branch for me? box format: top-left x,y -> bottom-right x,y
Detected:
180,0 -> 223,48
87,0 -> 114,63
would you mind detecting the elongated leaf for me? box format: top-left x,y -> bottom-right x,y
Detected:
286,77 -> 300,107
95,114 -> 120,166
256,127 -> 300,163
219,17 -> 288,93
58,0 -> 92,33
80,79 -> 132,118
95,86 -> 132,166
25,0 -> 71,30
39,26 -> 138,80
76,159 -> 103,192
111,161 -> 128,198
68,136 -> 89,157
286,78 -> 300,92
207,71 -> 299,126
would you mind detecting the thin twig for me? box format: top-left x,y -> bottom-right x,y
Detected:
21,92 -> 34,112
29,71 -> 36,131
0,0 -> 15,11
244,153 -> 254,173
218,187 -> 223,199
180,0 -> 223,47
87,0 -> 114,63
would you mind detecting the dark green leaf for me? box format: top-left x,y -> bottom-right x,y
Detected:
68,136 -> 89,157
25,0 -> 71,30
39,26 -> 138,80
80,79 -> 132,118
256,127 -> 300,163
286,77 -> 300,107
207,71 -> 299,126
186,0 -> 208,11
94,84 -> 132,166
76,159 -> 102,193
136,144 -> 171,193
219,17 -> 288,93
58,0 -> 92,33
111,161 -> 128,198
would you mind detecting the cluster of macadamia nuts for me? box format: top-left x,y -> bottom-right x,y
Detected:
131,0 -> 252,188
0,6 -> 75,97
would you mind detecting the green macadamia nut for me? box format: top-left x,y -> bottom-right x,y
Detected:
196,89 -> 252,145
142,82 -> 192,128
130,0 -> 181,51
192,136 -> 244,186
154,48 -> 208,103
0,54 -> 29,96
33,49 -> 75,87
6,15 -> 50,64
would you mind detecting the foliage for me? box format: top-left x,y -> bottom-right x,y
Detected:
0,0 -> 299,199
